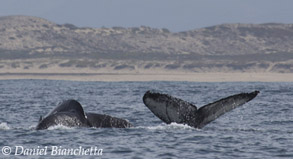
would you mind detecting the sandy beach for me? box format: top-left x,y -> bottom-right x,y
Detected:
1,58 -> 293,82
1,72 -> 293,82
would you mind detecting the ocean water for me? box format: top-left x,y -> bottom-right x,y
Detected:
0,80 -> 292,159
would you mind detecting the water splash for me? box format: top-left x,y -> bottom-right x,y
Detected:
47,125 -> 74,130
142,122 -> 194,130
0,122 -> 10,130
29,124 -> 37,130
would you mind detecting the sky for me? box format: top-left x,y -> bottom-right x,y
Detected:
0,0 -> 292,32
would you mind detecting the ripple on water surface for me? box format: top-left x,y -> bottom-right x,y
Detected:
0,80 -> 292,158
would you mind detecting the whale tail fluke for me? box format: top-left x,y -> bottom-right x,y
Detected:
143,90 -> 198,124
195,91 -> 259,128
143,90 -> 259,129
39,116 -> 43,123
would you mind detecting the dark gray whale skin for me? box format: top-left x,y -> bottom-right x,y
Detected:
36,100 -> 132,130
143,90 -> 259,129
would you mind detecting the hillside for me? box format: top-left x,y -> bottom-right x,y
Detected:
1,15 -> 293,73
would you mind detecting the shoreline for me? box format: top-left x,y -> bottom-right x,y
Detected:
1,72 -> 293,82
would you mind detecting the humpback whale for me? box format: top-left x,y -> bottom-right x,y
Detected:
143,90 -> 259,129
36,100 -> 132,130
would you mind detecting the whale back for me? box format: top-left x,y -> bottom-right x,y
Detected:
46,100 -> 86,118
36,112 -> 90,130
143,91 -> 197,124
36,100 -> 90,130
86,113 -> 133,128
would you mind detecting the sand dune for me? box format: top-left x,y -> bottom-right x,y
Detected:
1,72 -> 293,82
